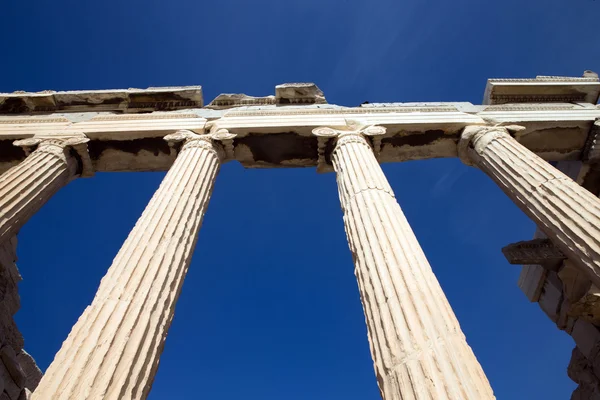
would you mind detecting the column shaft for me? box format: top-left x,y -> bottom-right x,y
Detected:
332,133 -> 494,400
0,140 -> 78,243
32,135 -> 222,400
461,127 -> 600,289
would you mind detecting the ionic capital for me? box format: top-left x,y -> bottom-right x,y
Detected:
458,124 -> 525,166
13,132 -> 93,177
164,129 -> 234,161
311,124 -> 386,172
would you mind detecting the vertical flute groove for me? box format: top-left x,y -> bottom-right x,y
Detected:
465,128 -> 600,288
33,138 -> 222,400
0,144 -> 77,243
332,134 -> 494,400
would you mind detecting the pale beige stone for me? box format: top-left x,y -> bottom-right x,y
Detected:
0,135 -> 90,244
0,75 -> 596,399
460,125 -> 600,290
275,82 -> 326,104
0,86 -> 203,113
483,73 -> 600,105
0,100 -> 598,172
206,93 -> 275,109
316,126 -> 494,400
32,131 -> 225,400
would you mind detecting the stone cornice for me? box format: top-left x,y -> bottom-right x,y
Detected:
0,86 -> 203,114
484,74 -> 600,105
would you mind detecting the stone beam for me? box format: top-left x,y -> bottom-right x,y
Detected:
483,73 -> 600,105
0,103 -> 596,173
0,75 -> 598,173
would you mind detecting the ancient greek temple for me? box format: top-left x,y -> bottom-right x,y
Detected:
0,73 -> 598,399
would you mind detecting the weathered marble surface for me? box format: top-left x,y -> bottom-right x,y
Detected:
0,79 -> 598,173
484,73 -> 600,105
0,135 -> 89,244
460,126 -> 600,290
0,73 -> 595,399
32,131 -> 224,400
510,157 -> 600,400
275,82 -> 326,104
321,125 -> 494,399
0,86 -> 203,114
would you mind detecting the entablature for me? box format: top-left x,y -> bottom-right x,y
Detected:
0,102 -> 597,173
0,73 -> 597,173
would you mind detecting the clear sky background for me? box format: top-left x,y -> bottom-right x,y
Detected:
1,0 -> 599,399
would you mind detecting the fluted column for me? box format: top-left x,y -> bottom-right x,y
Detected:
314,126 -> 494,400
0,134 -> 90,243
33,130 -> 226,400
459,125 -> 600,290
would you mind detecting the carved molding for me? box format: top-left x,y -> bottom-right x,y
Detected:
490,94 -> 588,103
311,124 -> 386,172
483,104 -> 576,112
489,77 -> 599,83
0,117 -> 70,124
458,124 -> 526,166
13,133 -> 93,177
164,129 -> 236,161
502,239 -> 566,266
225,106 -> 458,117
91,113 -> 200,121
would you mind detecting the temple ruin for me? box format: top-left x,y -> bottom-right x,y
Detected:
0,73 -> 599,399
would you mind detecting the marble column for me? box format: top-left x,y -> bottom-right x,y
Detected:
33,130 -> 225,400
459,125 -> 600,290
314,126 -> 494,400
0,134 -> 91,244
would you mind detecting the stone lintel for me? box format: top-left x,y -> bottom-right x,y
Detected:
0,89 -> 598,172
0,86 -> 203,114
502,238 -> 566,266
483,73 -> 600,105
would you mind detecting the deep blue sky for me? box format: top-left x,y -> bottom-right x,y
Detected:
1,1 -> 599,398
